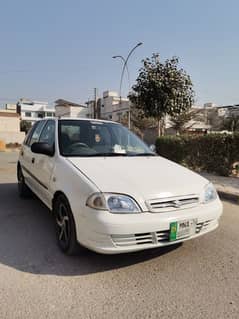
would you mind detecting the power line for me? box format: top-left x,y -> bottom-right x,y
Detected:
0,69 -> 88,74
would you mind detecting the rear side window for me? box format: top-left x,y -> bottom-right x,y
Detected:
27,121 -> 46,146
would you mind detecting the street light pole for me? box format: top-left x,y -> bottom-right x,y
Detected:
112,55 -> 130,93
112,42 -> 143,129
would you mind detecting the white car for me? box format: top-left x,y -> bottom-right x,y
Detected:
17,118 -> 223,255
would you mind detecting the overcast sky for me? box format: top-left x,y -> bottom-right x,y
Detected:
0,0 -> 239,107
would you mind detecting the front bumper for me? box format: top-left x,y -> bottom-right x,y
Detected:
76,198 -> 223,254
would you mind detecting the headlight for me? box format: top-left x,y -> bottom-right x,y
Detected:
86,193 -> 141,213
202,183 -> 218,204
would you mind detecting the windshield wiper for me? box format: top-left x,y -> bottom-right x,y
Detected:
87,152 -> 156,157
67,152 -> 155,157
86,152 -> 128,157
129,153 -> 156,156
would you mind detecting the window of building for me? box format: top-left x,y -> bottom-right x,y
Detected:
38,112 -> 44,118
25,112 -> 32,117
46,112 -> 53,117
117,112 -> 122,121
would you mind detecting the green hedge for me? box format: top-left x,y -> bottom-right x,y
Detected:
155,134 -> 239,176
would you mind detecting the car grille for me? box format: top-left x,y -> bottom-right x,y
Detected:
196,220 -> 213,233
146,195 -> 199,213
111,220 -> 214,247
111,233 -> 155,246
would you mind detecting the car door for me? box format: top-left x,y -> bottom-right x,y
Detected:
30,119 -> 56,207
20,120 -> 47,191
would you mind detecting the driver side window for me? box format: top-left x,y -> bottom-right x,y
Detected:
27,120 -> 46,146
39,120 -> 55,147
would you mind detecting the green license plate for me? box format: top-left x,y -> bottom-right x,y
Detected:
170,219 -> 197,241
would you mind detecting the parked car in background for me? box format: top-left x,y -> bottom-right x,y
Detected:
17,118 -> 223,255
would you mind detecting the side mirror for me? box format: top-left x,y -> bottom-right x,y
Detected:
31,142 -> 54,157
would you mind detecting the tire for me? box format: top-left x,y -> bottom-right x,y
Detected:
17,165 -> 32,198
53,194 -> 84,255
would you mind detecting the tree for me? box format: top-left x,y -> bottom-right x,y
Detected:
169,109 -> 202,135
129,54 -> 195,135
20,120 -> 32,133
121,104 -> 157,139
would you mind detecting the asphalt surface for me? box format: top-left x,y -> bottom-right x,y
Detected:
0,151 -> 238,319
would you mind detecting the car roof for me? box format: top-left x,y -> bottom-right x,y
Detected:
54,117 -> 119,125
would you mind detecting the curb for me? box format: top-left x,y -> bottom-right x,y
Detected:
218,191 -> 239,204
0,149 -> 20,153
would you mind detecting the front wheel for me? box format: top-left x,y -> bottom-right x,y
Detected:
17,165 -> 32,198
53,194 -> 84,255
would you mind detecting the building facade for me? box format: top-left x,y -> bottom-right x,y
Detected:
100,91 -> 129,121
0,110 -> 25,144
55,99 -> 88,118
17,99 -> 55,124
86,91 -> 130,122
218,104 -> 239,118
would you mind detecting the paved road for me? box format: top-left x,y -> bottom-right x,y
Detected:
0,152 -> 238,319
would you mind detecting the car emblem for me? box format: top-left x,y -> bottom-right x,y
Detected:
172,200 -> 181,208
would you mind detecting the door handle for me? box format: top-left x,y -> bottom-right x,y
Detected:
32,157 -> 35,164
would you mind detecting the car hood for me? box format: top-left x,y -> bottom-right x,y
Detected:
67,156 -> 208,201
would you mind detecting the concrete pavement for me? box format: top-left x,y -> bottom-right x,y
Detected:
0,152 -> 239,319
201,172 -> 239,203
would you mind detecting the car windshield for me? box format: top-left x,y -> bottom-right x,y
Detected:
58,119 -> 155,157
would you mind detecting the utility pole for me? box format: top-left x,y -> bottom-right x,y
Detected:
128,108 -> 131,129
94,88 -> 98,119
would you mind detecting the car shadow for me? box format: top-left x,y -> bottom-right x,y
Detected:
0,182 -> 181,277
